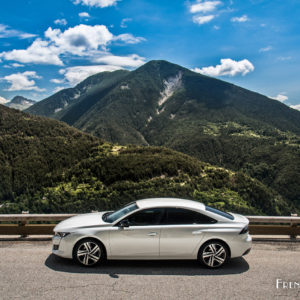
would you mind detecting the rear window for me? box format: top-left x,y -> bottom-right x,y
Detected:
205,206 -> 234,220
162,207 -> 216,225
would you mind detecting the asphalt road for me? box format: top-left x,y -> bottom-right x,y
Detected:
0,240 -> 299,300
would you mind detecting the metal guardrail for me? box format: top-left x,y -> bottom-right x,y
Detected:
0,214 -> 77,222
0,214 -> 299,239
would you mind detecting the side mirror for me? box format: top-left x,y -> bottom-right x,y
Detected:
119,219 -> 130,228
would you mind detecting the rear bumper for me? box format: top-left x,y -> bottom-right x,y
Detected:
230,233 -> 252,258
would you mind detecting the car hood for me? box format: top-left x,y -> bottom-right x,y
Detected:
230,213 -> 249,225
54,212 -> 110,232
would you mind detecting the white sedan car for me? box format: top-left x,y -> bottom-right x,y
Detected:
52,198 -> 251,268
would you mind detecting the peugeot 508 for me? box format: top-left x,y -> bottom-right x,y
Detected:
52,198 -> 251,268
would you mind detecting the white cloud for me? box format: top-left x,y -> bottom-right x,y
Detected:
0,24 -> 117,65
12,63 -> 24,68
79,12 -> 91,18
59,65 -> 123,85
94,54 -> 145,67
190,1 -> 222,13
277,56 -> 292,61
19,33 -> 37,39
231,15 -> 249,22
54,19 -> 67,26
45,24 -> 113,54
114,33 -> 145,44
53,86 -> 66,93
73,0 -> 120,8
0,38 -> 63,65
0,96 -> 8,104
120,18 -> 132,28
3,71 -> 45,92
193,58 -> 254,77
0,24 -> 36,39
0,24 -> 145,67
259,46 -> 272,52
3,63 -> 24,68
193,15 -> 215,25
290,104 -> 300,111
189,1 -> 222,25
50,78 -> 65,84
269,94 -> 288,102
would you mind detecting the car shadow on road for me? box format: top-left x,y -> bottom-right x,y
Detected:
45,254 -> 249,277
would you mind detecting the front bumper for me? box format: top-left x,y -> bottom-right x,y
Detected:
52,234 -> 73,259
242,247 -> 251,256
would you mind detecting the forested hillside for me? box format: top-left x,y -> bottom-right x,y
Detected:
0,104 -> 293,215
0,104 -> 98,202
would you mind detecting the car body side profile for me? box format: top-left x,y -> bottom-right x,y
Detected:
52,198 -> 252,268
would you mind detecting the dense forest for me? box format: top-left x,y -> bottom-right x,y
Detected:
0,105 -> 98,204
0,104 -> 294,215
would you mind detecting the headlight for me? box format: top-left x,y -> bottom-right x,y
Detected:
55,232 -> 70,238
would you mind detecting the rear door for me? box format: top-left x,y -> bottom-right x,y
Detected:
159,207 -> 216,259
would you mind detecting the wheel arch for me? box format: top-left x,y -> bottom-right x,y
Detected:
198,238 -> 231,259
72,236 -> 107,260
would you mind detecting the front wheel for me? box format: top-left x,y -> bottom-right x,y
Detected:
73,238 -> 104,267
198,241 -> 229,268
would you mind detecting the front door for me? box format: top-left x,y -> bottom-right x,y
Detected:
109,207 -> 164,259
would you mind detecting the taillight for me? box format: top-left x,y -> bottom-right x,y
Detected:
240,225 -> 249,234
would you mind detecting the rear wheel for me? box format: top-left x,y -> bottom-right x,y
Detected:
198,241 -> 229,268
73,238 -> 104,267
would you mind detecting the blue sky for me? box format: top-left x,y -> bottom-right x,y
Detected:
0,0 -> 299,110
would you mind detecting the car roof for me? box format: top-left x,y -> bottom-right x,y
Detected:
136,198 -> 206,211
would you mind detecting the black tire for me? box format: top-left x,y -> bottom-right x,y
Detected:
73,238 -> 105,267
198,240 -> 229,268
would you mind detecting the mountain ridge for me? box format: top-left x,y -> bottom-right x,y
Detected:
27,69 -> 129,118
5,96 -> 35,111
25,60 -> 300,210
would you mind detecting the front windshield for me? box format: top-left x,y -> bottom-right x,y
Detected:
105,202 -> 138,223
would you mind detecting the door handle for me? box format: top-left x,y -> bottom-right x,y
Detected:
123,227 -> 134,231
147,232 -> 157,236
192,230 -> 203,235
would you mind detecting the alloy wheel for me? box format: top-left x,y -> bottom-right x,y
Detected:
201,242 -> 227,268
76,241 -> 101,266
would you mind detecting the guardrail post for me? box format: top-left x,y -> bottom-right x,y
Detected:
290,213 -> 298,240
19,211 -> 29,238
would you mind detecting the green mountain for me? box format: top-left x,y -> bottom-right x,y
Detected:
0,104 -> 98,202
0,104 -> 291,215
26,60 -> 300,211
27,69 -> 129,119
5,96 -> 35,111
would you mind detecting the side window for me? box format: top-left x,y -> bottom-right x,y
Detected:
164,208 -> 216,225
126,208 -> 164,226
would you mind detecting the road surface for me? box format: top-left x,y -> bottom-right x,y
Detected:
0,240 -> 299,300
